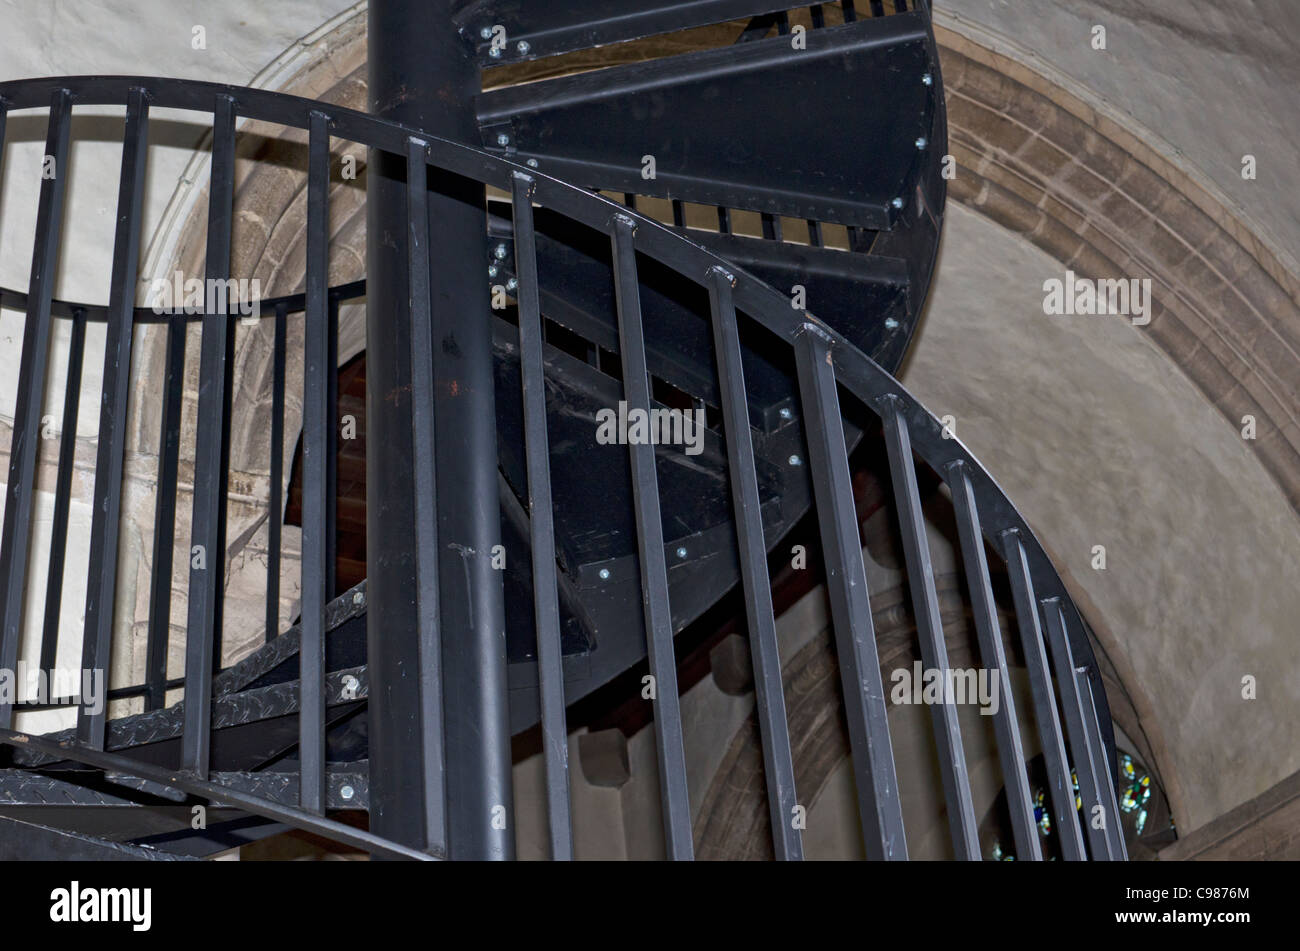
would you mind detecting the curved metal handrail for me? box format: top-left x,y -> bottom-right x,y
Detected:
0,74 -> 1121,861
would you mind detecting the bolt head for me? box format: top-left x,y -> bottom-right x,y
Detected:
487,265 -> 498,278
517,40 -> 530,55
479,26 -> 494,40
526,158 -> 539,168
598,568 -> 611,580
921,73 -> 933,86
506,277 -> 518,291
884,317 -> 900,330
494,243 -> 508,260
352,591 -> 363,605
496,132 -> 511,147
489,46 -> 502,58
676,547 -> 688,559
779,407 -> 793,420
915,137 -> 928,149
891,197 -> 904,210
788,454 -> 802,466
340,785 -> 355,801
343,675 -> 360,692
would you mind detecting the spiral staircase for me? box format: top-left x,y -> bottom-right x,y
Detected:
0,0 -> 1126,860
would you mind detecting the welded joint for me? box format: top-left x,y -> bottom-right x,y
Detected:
511,169 -> 537,198
611,212 -> 638,235
794,320 -> 833,344
706,264 -> 736,286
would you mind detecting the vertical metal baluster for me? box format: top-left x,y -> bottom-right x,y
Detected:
879,396 -> 979,859
609,214 -> 693,860
1041,597 -> 1114,859
868,1 -> 884,17
671,199 -> 685,228
843,1 -> 859,23
39,309 -> 86,676
181,94 -> 236,777
761,213 -> 781,242
512,172 -> 573,860
1001,530 -> 1085,860
806,220 -> 822,247
145,316 -> 186,712
1081,671 -> 1129,860
793,326 -> 906,859
947,462 -> 1040,859
299,110 -> 331,815
265,301 -> 287,642
405,136 -> 446,855
80,87 -> 149,746
717,207 -> 731,234
0,88 -> 73,730
708,267 -> 802,860
326,293 -> 339,600
810,5 -> 826,29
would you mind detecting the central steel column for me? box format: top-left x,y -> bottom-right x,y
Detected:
367,0 -> 514,859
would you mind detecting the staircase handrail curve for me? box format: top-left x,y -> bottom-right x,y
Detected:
0,74 -> 1116,847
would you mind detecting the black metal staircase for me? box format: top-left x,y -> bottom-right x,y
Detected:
0,0 -> 1125,861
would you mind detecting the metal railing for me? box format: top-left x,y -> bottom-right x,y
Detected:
0,74 -> 1124,860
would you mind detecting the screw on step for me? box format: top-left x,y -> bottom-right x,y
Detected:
488,264 -> 498,278
479,26 -> 494,40
779,407 -> 793,420
352,590 -> 363,606
340,785 -> 355,801
891,197 -> 904,209
506,277 -> 518,291
517,41 -> 530,55
598,568 -> 611,580
526,158 -> 539,168
676,547 -> 688,560
497,132 -> 511,147
885,318 -> 900,330
494,243 -> 508,260
915,137 -> 928,149
489,46 -> 502,59
343,674 -> 360,694
921,73 -> 933,86
788,454 -> 802,466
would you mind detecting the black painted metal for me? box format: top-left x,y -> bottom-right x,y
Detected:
611,214 -> 694,860
266,302 -> 287,642
299,110 -> 331,816
949,463 -> 1041,861
1002,530 -> 1088,861
477,13 -> 934,230
368,0 -> 513,861
880,397 -> 979,859
0,44 -> 1121,861
181,93 -> 236,780
144,317 -> 186,713
1042,598 -> 1115,860
405,134 -> 447,857
0,87 -> 72,730
708,266 -> 801,861
81,86 -> 150,747
794,326 -> 906,860
39,309 -> 85,675
512,171 -> 574,860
